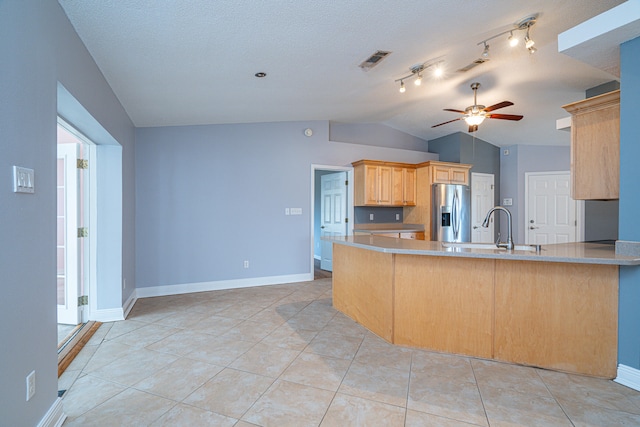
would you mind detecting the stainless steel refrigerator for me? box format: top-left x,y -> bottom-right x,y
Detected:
432,183 -> 471,242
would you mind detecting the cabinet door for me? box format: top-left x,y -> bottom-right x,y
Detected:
571,105 -> 619,200
450,167 -> 469,185
399,231 -> 425,240
363,164 -> 379,205
391,167 -> 405,206
378,166 -> 392,205
432,166 -> 452,184
403,168 -> 417,206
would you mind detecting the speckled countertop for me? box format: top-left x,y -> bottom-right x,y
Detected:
325,235 -> 640,266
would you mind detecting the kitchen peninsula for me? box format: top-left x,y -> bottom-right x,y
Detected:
327,235 -> 640,378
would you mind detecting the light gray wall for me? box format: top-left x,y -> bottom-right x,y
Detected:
135,122 -> 436,288
330,122 -> 429,151
500,145 -> 571,243
0,2 -> 135,424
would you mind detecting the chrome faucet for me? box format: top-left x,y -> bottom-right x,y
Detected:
482,206 -> 514,250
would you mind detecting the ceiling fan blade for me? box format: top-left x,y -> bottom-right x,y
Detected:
487,113 -> 523,121
483,101 -> 514,113
468,125 -> 478,133
443,108 -> 466,114
431,117 -> 463,128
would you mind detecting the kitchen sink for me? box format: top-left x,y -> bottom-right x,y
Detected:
442,242 -> 542,252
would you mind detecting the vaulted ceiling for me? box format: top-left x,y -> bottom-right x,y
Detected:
58,0 -> 624,147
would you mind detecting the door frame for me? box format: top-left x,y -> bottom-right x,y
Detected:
470,172 -> 495,243
524,171 -> 585,244
310,164 -> 354,276
58,117 -> 97,323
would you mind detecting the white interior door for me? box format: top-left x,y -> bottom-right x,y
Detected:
526,172 -> 577,244
320,172 -> 347,271
57,143 -> 80,325
471,173 -> 494,243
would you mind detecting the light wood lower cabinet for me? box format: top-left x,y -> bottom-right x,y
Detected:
353,231 -> 425,240
332,244 -> 619,378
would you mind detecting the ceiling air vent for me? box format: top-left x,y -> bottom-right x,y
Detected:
359,50 -> 392,71
457,57 -> 489,73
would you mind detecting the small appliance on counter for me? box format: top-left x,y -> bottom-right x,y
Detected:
432,183 -> 470,242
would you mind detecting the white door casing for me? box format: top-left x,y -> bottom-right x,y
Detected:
57,143 -> 80,325
320,172 -> 348,271
471,173 -> 495,243
525,172 -> 579,245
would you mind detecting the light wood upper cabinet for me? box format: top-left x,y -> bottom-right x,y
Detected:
403,161 -> 472,240
562,90 -> 620,200
353,160 -> 416,206
392,167 -> 417,206
432,163 -> 470,185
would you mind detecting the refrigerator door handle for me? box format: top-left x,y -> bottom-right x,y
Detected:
452,189 -> 459,240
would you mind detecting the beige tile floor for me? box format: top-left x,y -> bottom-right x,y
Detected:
60,278 -> 640,426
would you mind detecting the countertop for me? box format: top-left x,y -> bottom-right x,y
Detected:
324,235 -> 640,266
353,223 -> 424,234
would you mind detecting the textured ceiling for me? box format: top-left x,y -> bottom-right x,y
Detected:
58,0 -> 624,147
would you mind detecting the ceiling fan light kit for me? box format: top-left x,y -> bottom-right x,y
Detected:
432,82 -> 524,133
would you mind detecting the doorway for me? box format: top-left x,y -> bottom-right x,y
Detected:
311,165 -> 353,277
525,171 -> 584,244
471,173 -> 495,243
56,118 -> 94,346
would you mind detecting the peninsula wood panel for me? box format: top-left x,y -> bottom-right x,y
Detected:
332,244 -> 394,341
393,255 -> 494,358
494,260 -> 618,378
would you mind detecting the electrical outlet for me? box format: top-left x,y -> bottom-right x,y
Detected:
244,260 -> 249,268
123,278 -> 126,290
369,214 -> 374,221
26,371 -> 35,401
396,214 -> 400,221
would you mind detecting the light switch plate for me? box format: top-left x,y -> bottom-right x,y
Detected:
13,166 -> 35,194
290,208 -> 302,215
502,198 -> 513,206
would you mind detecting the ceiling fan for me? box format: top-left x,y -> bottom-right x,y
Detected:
432,82 -> 523,132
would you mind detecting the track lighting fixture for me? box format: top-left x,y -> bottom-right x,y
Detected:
481,42 -> 490,59
395,59 -> 444,94
476,14 -> 538,57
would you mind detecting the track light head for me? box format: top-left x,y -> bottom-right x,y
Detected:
399,81 -> 406,93
481,42 -> 490,59
508,31 -> 519,47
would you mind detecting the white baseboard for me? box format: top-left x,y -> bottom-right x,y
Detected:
136,273 -> 314,298
38,397 -> 66,427
122,290 -> 137,319
91,307 -> 125,323
615,364 -> 640,391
